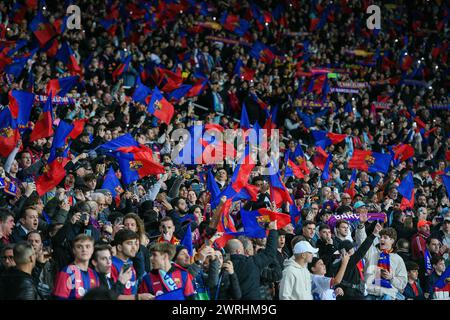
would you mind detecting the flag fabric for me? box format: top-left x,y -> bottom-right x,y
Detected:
0,108 -> 20,158
374,251 -> 393,288
148,87 -> 175,125
55,42 -> 82,76
321,153 -> 333,181
46,76 -> 79,96
312,146 -> 329,171
4,56 -> 28,78
113,145 -> 165,185
102,166 -> 124,206
36,157 -> 69,196
268,164 -> 293,207
240,103 -> 251,130
47,120 -> 74,163
180,224 -> 193,257
8,90 -> 35,131
441,175 -> 450,199
391,143 -> 414,165
29,93 -> 54,142
424,248 -> 433,276
240,208 -> 291,238
220,12 -> 250,36
289,200 -> 301,227
112,55 -> 132,81
348,149 -> 392,174
398,172 -> 415,210
250,41 -> 276,64
311,130 -> 347,149
345,169 -> 357,199
434,266 -> 450,289
207,169 -> 221,209
97,133 -> 140,153
29,11 -> 56,47
155,288 -> 185,301
185,79 -> 207,97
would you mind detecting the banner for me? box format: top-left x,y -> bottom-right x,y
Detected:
34,95 -> 75,105
430,104 -> 450,110
371,101 -> 392,110
205,36 -> 251,47
296,99 -> 335,108
330,87 -> 359,94
327,212 -> 387,229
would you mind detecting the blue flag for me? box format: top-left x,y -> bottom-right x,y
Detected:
180,224 -> 193,257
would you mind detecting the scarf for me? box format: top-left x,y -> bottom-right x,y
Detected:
159,268 -> 179,292
374,249 -> 393,288
424,249 -> 433,276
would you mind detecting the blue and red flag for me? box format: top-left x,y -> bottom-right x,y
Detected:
102,166 -> 124,206
289,198 -> 301,227
55,42 -> 82,76
97,133 -> 140,153
29,11 -> 56,47
250,41 -> 276,64
46,76 -> 80,97
311,130 -> 347,149
4,56 -> 29,78
240,103 -> 251,130
390,143 -> 414,166
112,55 -> 132,81
0,108 -> 20,158
345,169 -> 357,199
234,58 -> 255,81
207,169 -> 221,209
167,85 -> 192,102
29,93 -> 54,142
8,90 -> 34,132
113,145 -> 165,185
220,12 -> 250,36
47,120 -> 74,163
148,87 -> 175,125
398,172 -> 415,210
348,149 -> 392,174
154,67 -> 183,92
185,79 -> 207,97
321,153 -> 333,182
269,163 -> 293,207
312,146 -> 330,171
99,18 -> 118,36
240,208 -> 291,238
441,174 -> 450,199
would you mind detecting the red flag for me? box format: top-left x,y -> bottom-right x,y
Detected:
36,158 -> 69,196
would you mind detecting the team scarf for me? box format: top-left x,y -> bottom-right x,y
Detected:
159,268 -> 179,292
424,248 -> 433,276
374,249 -> 393,288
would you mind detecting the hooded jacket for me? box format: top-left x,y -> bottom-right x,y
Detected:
279,256 -> 313,300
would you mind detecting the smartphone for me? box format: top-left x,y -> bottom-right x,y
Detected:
223,253 -> 231,264
81,213 -> 89,222
84,229 -> 92,237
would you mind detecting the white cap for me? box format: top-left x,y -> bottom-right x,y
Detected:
293,241 -> 319,254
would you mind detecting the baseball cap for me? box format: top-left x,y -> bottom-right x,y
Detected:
293,241 -> 319,254
444,216 -> 450,222
353,201 -> 367,209
417,220 -> 431,229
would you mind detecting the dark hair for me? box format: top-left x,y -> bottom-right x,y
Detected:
92,244 -> 112,261
405,261 -> 419,272
335,219 -> 349,228
318,224 -> 331,232
72,234 -> 95,247
0,208 -> 14,222
82,287 -> 117,300
159,216 -> 173,225
302,220 -> 315,228
307,257 -> 321,273
431,255 -> 444,266
149,242 -> 176,260
113,229 -> 138,246
426,236 -> 440,246
396,238 -> 409,250
26,230 -> 42,241
13,241 -> 34,265
84,173 -> 97,182
379,227 -> 397,243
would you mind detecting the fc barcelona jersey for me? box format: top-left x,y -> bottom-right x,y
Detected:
53,265 -> 99,299
139,263 -> 195,298
111,256 -> 138,295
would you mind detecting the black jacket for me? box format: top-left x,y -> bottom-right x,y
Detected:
336,231 -> 376,300
230,230 -> 278,300
0,268 -> 42,300
97,272 -> 125,297
10,225 -> 28,243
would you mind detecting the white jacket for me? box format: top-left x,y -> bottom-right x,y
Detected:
279,257 -> 313,300
355,226 -> 408,298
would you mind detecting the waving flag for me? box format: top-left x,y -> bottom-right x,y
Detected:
8,90 -> 34,131
185,79 -> 207,97
398,172 -> 415,210
29,93 -> 54,142
321,153 -> 333,182
290,199 -> 301,227
148,87 -> 175,125
46,76 -> 79,96
154,67 -> 183,92
29,11 -> 56,47
180,224 -> 193,257
312,146 -> 329,171
99,18 -> 118,36
269,164 -> 293,207
441,175 -> 450,199
240,208 -> 291,238
240,103 -> 251,130
97,133 -> 140,154
112,55 -> 132,81
55,41 -> 82,76
250,41 -> 276,64
47,120 -> 74,163
207,169 -> 221,209
113,145 -> 165,185
36,157 -> 69,196
391,143 -> 414,165
4,56 -> 28,78
348,149 -> 392,174
167,84 -> 192,102
102,166 -> 124,206
345,169 -> 357,199
234,58 -> 255,81
220,12 -> 250,36
0,108 -> 20,157
311,130 -> 347,149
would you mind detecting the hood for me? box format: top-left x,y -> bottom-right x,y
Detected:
283,256 -> 304,269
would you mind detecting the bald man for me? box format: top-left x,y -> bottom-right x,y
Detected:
226,221 -> 278,300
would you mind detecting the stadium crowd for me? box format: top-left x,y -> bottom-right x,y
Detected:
0,0 -> 449,301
